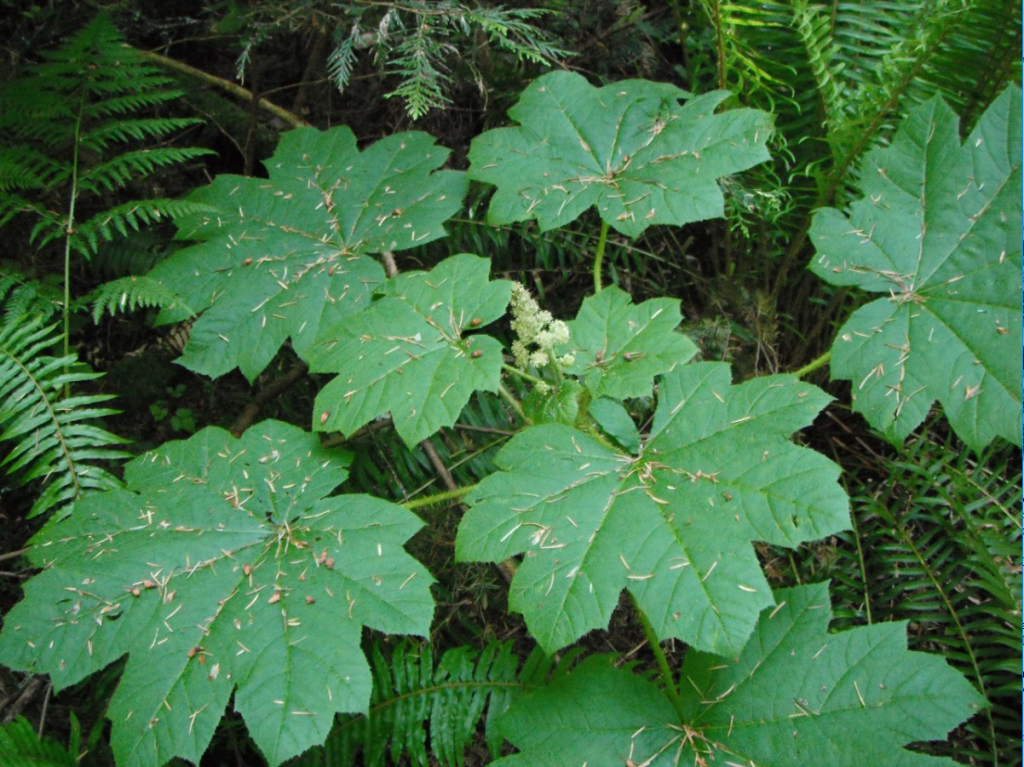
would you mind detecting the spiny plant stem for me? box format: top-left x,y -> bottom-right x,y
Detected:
592,220 -> 610,293
403,485 -> 473,511
793,350 -> 830,379
634,598 -> 685,721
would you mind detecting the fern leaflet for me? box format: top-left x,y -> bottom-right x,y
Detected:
297,641 -> 551,767
0,316 -> 129,518
87,275 -> 195,323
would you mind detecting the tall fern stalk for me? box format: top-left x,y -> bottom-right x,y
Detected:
62,91 -> 86,363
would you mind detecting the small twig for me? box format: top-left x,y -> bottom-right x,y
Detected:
1,677 -> 44,723
37,682 -> 52,738
0,548 -> 29,564
230,361 -> 309,437
133,47 -> 308,129
421,440 -> 457,492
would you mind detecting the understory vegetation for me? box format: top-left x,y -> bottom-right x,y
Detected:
0,2 -> 1020,767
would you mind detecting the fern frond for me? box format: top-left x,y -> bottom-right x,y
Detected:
297,640 -> 551,767
789,1 -> 845,148
0,716 -> 77,767
0,11 -> 212,264
81,116 -> 206,152
0,268 -> 61,321
702,0 -> 1018,208
80,89 -> 185,120
0,193 -> 48,230
823,430 -> 1023,765
74,198 -> 218,256
0,146 -> 69,193
88,275 -> 195,323
911,0 -> 1021,129
78,147 -> 213,193
0,316 -> 129,519
87,229 -> 175,279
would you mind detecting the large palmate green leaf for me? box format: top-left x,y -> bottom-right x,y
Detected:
809,87 -> 1023,451
494,583 -> 984,767
0,420 -> 434,767
457,363 -> 849,656
467,70 -> 771,237
307,254 -> 511,447
149,127 -> 467,381
560,286 -> 697,399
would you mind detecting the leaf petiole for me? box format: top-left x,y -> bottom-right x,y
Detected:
498,382 -> 528,421
403,485 -> 474,511
633,596 -> 685,721
792,350 -> 830,379
502,363 -> 546,386
592,219 -> 610,293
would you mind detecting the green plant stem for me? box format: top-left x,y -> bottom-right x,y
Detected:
62,86 -> 87,381
545,358 -> 564,383
792,350 -> 830,379
498,382 -> 527,421
402,485 -> 473,511
633,598 -> 685,721
592,220 -> 610,294
502,363 -> 545,386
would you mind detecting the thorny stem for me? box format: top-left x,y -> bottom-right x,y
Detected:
792,350 -> 830,379
633,598 -> 685,721
402,486 -> 473,511
592,220 -> 610,293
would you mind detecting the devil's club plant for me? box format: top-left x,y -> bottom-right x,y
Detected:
0,68 -> 1004,767
150,128 -> 467,381
467,71 -> 772,238
457,364 -> 849,656
307,254 -> 512,446
559,286 -> 697,399
809,87 -> 1023,451
493,584 -> 984,767
0,421 -> 433,767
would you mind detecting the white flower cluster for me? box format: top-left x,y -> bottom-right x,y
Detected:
509,283 -> 575,379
